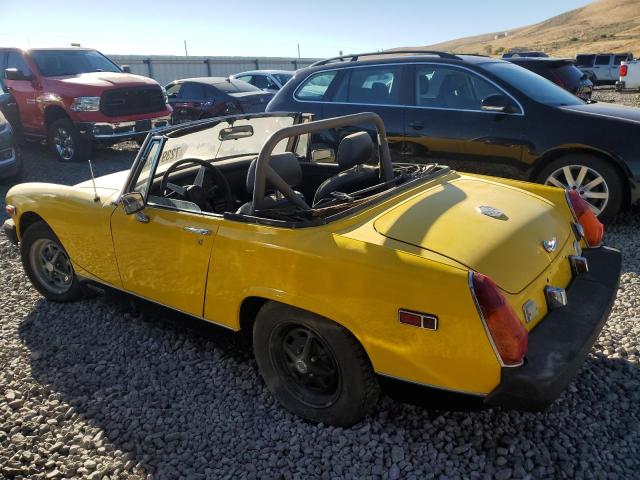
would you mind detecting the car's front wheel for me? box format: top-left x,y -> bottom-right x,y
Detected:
253,302 -> 380,426
536,154 -> 624,223
48,118 -> 90,162
20,221 -> 85,302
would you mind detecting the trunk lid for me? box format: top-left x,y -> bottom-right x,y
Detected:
231,91 -> 273,113
373,176 -> 571,294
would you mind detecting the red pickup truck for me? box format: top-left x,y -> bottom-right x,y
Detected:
1,48 -> 172,162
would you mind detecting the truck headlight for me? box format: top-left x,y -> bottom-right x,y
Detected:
70,96 -> 101,112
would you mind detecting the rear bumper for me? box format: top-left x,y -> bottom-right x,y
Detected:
615,81 -> 626,91
76,115 -> 171,141
485,246 -> 621,411
2,218 -> 18,245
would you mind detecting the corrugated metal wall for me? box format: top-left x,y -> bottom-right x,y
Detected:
108,55 -> 318,86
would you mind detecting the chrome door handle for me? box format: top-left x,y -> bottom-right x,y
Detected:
183,226 -> 211,235
135,212 -> 150,223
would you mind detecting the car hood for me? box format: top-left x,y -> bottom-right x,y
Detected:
75,169 -> 129,191
51,72 -> 160,90
560,102 -> 640,125
373,176 -> 571,294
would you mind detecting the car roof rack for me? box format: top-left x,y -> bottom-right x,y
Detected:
310,50 -> 460,67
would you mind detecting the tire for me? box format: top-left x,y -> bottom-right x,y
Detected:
20,221 -> 85,302
253,302 -> 380,426
535,154 -> 624,223
48,118 -> 90,162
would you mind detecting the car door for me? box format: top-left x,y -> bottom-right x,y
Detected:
4,50 -> 38,132
406,63 -> 525,175
110,139 -> 220,317
593,55 -> 612,82
168,81 -> 207,123
321,64 -> 407,161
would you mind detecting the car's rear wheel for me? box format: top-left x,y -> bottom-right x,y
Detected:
536,154 -> 624,223
253,302 -> 380,426
20,222 -> 85,302
48,118 -> 89,162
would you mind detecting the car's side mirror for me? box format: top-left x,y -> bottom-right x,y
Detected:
481,93 -> 517,113
311,148 -> 336,163
121,192 -> 145,215
4,68 -> 31,81
121,65 -> 131,73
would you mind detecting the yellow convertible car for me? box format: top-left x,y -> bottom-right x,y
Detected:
3,112 -> 621,426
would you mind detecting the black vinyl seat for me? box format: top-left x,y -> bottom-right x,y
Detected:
313,131 -> 378,206
237,152 -> 306,214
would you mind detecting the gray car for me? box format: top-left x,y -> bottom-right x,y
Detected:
0,84 -> 21,182
232,70 -> 294,94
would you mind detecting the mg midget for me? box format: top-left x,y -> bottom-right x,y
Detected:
3,112 -> 621,426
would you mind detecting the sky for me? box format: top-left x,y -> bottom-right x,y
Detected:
1,0 -> 594,58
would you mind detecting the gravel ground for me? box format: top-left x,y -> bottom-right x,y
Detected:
1,103 -> 640,479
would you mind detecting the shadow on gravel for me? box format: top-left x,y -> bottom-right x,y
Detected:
17,287 -> 640,478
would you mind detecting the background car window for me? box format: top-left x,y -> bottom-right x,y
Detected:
252,75 -> 278,90
30,50 -> 120,76
415,66 -> 500,110
178,82 -> 207,100
236,75 -> 253,84
614,55 -> 629,65
6,52 -> 32,77
595,55 -> 611,66
483,62 -> 581,107
295,71 -> 337,100
165,83 -> 182,99
575,55 -> 594,67
273,73 -> 293,85
332,67 -> 401,105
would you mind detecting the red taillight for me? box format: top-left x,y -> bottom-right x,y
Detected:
566,189 -> 604,247
470,272 -> 528,367
620,65 -> 628,77
5,205 -> 15,217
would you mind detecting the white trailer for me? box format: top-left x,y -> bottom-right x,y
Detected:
616,61 -> 640,91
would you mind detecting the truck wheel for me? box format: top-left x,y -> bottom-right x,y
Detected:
48,118 -> 89,162
536,154 -> 624,223
253,302 -> 380,426
20,221 -> 85,302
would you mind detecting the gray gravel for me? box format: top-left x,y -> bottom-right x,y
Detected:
1,111 -> 640,479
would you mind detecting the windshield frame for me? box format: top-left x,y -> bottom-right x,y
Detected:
30,49 -> 122,77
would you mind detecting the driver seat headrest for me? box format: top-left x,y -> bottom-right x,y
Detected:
246,152 -> 302,193
337,131 -> 374,169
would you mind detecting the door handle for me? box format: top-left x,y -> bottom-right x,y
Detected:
135,212 -> 150,223
183,226 -> 211,235
408,121 -> 425,130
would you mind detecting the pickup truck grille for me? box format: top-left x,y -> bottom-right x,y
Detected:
100,86 -> 165,117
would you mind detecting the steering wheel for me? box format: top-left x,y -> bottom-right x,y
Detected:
160,158 -> 235,213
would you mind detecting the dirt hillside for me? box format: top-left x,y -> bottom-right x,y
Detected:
420,0 -> 640,57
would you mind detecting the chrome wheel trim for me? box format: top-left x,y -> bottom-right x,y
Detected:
29,238 -> 74,295
53,127 -> 75,161
544,164 -> 609,215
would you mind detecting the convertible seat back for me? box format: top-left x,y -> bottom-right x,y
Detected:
313,131 -> 378,206
237,152 -> 306,214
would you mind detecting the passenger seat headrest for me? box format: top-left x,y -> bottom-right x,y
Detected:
246,152 -> 302,193
336,131 -> 374,169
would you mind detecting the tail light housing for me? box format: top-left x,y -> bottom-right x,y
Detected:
566,189 -> 604,247
470,272 -> 528,367
620,64 -> 628,77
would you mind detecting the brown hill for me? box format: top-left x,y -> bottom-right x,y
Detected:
421,0 -> 640,57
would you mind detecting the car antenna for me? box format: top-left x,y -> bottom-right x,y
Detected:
88,160 -> 100,202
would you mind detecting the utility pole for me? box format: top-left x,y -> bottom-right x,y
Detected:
184,40 -> 188,57
297,42 -> 301,59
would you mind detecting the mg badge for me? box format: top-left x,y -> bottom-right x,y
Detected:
542,237 -> 557,253
477,205 -> 508,220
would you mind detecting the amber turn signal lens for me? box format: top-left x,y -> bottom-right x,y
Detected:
566,190 -> 604,247
471,272 -> 528,367
5,205 -> 16,217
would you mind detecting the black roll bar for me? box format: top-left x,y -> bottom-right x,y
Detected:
251,112 -> 394,213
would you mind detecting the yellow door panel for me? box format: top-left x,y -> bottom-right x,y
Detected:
110,205 -> 219,316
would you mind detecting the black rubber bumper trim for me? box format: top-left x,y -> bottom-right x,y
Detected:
484,246 -> 622,411
2,218 -> 18,245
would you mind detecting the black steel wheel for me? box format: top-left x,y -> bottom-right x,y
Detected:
20,221 -> 85,302
253,302 -> 380,426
